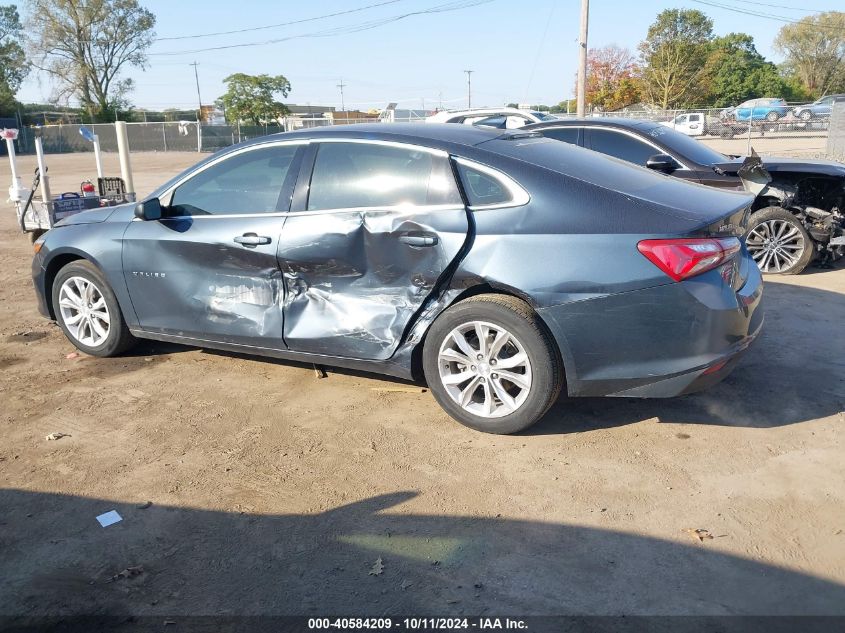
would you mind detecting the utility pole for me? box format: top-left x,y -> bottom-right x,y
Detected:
464,70 -> 474,109
576,0 -> 589,117
190,61 -> 203,152
337,79 -> 347,112
190,61 -> 203,122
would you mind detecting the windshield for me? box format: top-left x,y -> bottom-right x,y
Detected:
638,123 -> 727,165
530,111 -> 557,121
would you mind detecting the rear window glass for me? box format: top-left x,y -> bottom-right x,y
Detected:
456,162 -> 512,207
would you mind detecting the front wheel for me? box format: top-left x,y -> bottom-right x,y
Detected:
766,111 -> 780,122
52,260 -> 136,356
799,110 -> 813,122
745,207 -> 814,275
423,294 -> 563,434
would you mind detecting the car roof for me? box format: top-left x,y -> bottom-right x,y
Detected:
235,122 -> 523,150
523,117 -> 664,133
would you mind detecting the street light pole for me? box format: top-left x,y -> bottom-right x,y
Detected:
464,70 -> 474,109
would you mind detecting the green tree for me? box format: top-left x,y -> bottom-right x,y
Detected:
703,33 -> 789,107
774,11 -> 845,96
25,0 -> 155,122
0,4 -> 27,116
639,9 -> 713,109
218,73 -> 291,125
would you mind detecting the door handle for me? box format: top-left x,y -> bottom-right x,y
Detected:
234,233 -> 271,247
399,233 -> 438,247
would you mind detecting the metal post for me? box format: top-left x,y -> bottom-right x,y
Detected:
337,79 -> 346,112
747,116 -> 753,156
162,122 -> 167,152
92,134 -> 104,180
115,121 -> 136,202
34,137 -> 52,209
464,70 -> 473,108
576,0 -> 589,118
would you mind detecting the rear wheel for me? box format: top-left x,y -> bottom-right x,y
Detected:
745,207 -> 814,275
52,260 -> 136,356
765,111 -> 779,122
423,294 -> 563,434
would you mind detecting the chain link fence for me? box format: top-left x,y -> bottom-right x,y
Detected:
4,108 -> 838,159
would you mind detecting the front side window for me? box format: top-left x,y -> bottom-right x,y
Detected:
307,142 -> 462,211
588,129 -> 658,167
170,144 -> 298,216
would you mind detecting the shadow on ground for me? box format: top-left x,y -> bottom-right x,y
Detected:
0,490 -> 843,620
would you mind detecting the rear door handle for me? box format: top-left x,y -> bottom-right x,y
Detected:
399,233 -> 438,247
234,233 -> 271,247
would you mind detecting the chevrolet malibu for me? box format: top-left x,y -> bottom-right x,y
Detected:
31,124 -> 763,434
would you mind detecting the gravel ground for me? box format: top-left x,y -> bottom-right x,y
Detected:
0,151 -> 843,618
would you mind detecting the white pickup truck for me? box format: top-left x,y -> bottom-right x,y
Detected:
661,112 -> 738,138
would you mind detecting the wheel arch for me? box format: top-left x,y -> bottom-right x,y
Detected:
408,282 -> 571,388
42,250 -> 115,320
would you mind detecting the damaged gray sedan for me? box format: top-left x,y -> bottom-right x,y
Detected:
31,124 -> 763,434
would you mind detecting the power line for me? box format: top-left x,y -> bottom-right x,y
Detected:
728,0 -> 827,13
155,0 -> 403,42
149,0 -> 494,56
691,0 -> 844,29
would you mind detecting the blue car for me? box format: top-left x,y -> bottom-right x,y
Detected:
30,124 -> 763,434
728,98 -> 792,123
792,94 -> 845,121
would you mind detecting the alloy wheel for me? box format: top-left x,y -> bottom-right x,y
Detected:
746,219 -> 806,273
438,320 -> 532,418
58,276 -> 111,347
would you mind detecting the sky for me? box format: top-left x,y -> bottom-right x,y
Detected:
15,0 -> 844,112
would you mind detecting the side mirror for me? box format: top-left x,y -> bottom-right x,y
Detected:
646,153 -> 678,174
135,197 -> 162,221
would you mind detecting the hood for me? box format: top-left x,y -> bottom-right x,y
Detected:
54,204 -> 124,226
712,157 -> 845,178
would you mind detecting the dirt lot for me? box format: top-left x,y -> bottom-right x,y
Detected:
0,152 -> 844,618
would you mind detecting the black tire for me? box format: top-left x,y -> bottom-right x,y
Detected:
765,111 -> 779,122
422,294 -> 563,434
745,207 -> 814,275
52,260 -> 136,356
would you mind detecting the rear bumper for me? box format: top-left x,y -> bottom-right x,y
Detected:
538,257 -> 763,398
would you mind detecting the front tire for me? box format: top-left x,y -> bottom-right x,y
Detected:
745,207 -> 814,275
423,294 -> 563,434
799,110 -> 812,122
766,111 -> 779,122
52,260 -> 136,356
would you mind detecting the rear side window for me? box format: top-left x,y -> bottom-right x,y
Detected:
587,129 -> 656,167
540,127 -> 580,145
307,142 -> 462,210
455,161 -> 515,207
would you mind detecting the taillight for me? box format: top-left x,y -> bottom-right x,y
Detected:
637,237 -> 741,282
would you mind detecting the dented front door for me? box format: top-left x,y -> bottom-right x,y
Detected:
122,142 -> 304,348
278,140 -> 470,361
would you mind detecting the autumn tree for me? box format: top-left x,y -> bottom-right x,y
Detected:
639,9 -> 713,109
25,0 -> 155,122
218,73 -> 291,125
774,11 -> 845,96
0,4 -> 27,116
582,45 -> 642,111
